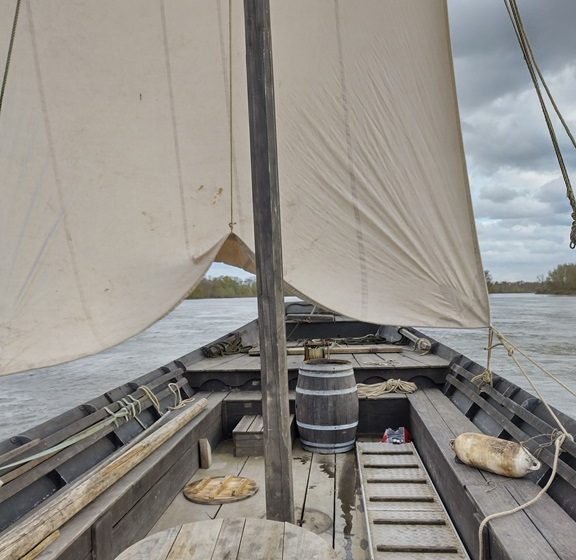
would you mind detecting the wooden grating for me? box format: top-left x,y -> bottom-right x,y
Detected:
183,476 -> 258,505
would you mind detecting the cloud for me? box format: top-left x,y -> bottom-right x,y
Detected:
447,0 -> 576,279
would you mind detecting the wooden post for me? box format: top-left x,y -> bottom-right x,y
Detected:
243,0 -> 295,523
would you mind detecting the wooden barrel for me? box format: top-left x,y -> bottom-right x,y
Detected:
295,359 -> 358,454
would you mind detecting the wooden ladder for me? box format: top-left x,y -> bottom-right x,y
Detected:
357,441 -> 469,559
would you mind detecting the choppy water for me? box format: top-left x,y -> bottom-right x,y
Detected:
0,294 -> 575,440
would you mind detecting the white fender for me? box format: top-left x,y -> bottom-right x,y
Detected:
450,432 -> 541,478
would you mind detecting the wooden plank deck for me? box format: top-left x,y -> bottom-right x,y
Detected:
186,346 -> 449,372
149,440 -> 369,559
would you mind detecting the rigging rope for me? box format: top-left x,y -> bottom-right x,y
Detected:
476,326 -> 575,559
472,327 -> 495,387
504,0 -> 576,248
0,384 -> 195,482
0,0 -> 21,118
478,432 -> 567,560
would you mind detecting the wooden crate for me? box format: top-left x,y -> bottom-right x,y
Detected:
233,415 -> 295,457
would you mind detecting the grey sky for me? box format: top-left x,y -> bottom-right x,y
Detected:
211,1 -> 575,282
448,0 -> 576,280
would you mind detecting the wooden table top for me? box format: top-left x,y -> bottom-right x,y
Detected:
115,517 -> 340,560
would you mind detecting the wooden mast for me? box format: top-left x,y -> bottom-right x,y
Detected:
243,1 -> 295,522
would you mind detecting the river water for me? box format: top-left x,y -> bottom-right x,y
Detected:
0,294 -> 575,440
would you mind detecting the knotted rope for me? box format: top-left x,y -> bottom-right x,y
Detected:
0,384 -> 196,484
167,382 -> 196,411
472,327 -> 496,387
357,379 -> 417,398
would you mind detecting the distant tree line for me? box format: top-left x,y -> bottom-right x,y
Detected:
187,276 -> 257,299
485,264 -> 576,295
536,264 -> 576,295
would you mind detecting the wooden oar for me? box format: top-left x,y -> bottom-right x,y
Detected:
0,398 -> 208,560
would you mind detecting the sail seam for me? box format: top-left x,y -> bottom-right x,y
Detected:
334,0 -> 368,317
26,2 -> 103,346
159,0 -> 192,259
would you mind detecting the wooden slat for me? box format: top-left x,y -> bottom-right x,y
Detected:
115,526 -> 181,560
150,441 -> 247,533
0,380 -> 189,501
216,456 -> 266,519
291,443 -> 312,521
506,482 -> 576,560
209,517 -> 246,559
451,363 -> 576,457
237,518 -> 283,560
446,373 -> 576,486
466,484 -> 558,560
166,519 -> 222,559
301,453 -> 335,547
333,451 -> 366,560
233,415 -> 257,434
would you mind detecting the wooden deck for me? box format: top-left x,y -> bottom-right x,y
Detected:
186,346 -> 449,373
150,440 -> 368,560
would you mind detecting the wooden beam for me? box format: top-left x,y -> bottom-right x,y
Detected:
243,0 -> 294,523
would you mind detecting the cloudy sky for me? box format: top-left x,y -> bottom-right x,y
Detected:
448,0 -> 576,280
211,0 -> 576,282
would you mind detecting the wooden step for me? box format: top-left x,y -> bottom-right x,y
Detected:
232,415 -> 295,457
357,442 -> 469,559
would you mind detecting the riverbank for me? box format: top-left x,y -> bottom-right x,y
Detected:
1,294 -> 575,440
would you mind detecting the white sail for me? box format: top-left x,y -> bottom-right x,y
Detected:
0,0 -> 489,376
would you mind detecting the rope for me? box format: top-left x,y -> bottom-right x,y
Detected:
472,327 -> 495,387
478,432 -> 567,559
504,0 -> 576,248
492,328 -> 576,433
139,385 -> 163,415
167,382 -> 196,411
0,0 -> 21,118
0,384 -> 196,483
357,380 -> 417,398
0,400 -> 140,476
475,326 -> 575,559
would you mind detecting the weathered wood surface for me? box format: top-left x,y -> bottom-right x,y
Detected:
117,518 -> 339,560
300,453 -> 335,547
0,378 -> 189,506
23,392 -> 224,560
0,399 -> 209,559
334,451 -> 367,560
244,0 -> 294,523
150,440 -> 247,532
233,415 -> 294,457
410,388 -> 576,560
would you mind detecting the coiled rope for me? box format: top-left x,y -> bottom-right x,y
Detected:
357,379 -> 417,398
476,326 -> 575,559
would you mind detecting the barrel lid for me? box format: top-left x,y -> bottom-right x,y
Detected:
300,359 -> 353,373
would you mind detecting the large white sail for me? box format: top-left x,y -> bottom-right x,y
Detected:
0,0 -> 489,375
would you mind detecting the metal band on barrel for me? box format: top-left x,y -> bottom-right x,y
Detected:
299,438 -> 356,448
298,370 -> 353,378
295,386 -> 357,396
296,420 -> 358,431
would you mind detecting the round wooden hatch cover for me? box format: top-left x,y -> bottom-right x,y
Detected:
183,476 -> 258,504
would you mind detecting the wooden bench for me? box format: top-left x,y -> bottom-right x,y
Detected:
233,415 -> 295,457
409,388 -> 576,560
